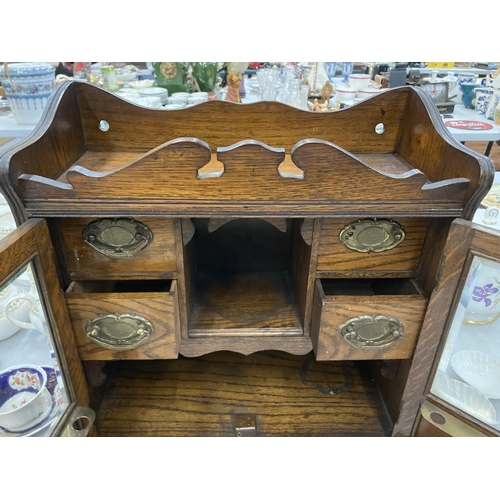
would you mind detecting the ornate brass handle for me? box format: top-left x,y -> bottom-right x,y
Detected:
339,218 -> 405,253
338,314 -> 404,350
82,218 -> 153,258
86,313 -> 153,350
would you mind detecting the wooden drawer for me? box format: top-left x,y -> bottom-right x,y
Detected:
57,217 -> 177,280
65,280 -> 179,360
311,278 -> 428,361
317,218 -> 429,276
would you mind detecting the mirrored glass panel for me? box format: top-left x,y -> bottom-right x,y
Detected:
431,255 -> 500,431
0,263 -> 70,437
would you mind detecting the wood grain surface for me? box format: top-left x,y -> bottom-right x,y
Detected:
6,81 -> 491,220
66,281 -> 178,360
95,352 -> 393,437
58,217 -> 177,280
189,272 -> 302,335
0,220 -> 90,408
393,220 -> 475,436
311,279 -> 428,361
19,139 -> 470,211
397,90 -> 494,219
317,217 -> 429,274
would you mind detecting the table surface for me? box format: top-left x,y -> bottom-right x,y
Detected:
439,105 -> 500,142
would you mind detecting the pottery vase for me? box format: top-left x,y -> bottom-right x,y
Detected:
474,87 -> 494,115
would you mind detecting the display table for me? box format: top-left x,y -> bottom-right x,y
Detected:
439,104 -> 500,156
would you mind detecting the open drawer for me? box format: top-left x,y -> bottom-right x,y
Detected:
311,278 -> 428,361
65,280 -> 179,360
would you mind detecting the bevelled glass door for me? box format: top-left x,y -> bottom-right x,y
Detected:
430,254 -> 500,432
0,218 -> 94,437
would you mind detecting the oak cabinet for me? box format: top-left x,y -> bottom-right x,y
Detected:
0,81 -> 493,436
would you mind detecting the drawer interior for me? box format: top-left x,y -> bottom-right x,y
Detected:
66,279 -> 174,295
320,278 -> 425,298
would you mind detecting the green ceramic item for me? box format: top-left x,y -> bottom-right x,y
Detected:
192,63 -> 218,92
153,62 -> 192,94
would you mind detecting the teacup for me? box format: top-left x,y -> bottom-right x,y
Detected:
168,95 -> 187,106
0,284 -> 31,341
462,258 -> 500,325
5,293 -> 47,335
347,74 -> 372,91
0,364 -> 51,432
335,88 -> 358,104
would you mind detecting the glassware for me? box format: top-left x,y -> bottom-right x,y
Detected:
256,68 -> 279,100
277,79 -> 301,108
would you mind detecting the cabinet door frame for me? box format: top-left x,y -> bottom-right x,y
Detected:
0,218 -> 91,436
393,218 -> 500,437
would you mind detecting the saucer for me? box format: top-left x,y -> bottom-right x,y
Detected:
0,366 -> 63,437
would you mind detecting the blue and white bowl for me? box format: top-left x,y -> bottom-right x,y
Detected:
0,364 -> 51,432
0,63 -> 55,125
475,87 -> 494,115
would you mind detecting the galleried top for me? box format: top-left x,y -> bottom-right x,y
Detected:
0,81 -> 494,219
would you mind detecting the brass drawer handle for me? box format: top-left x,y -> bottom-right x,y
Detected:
83,218 -> 153,258
338,314 -> 404,350
339,218 -> 405,253
86,313 -> 153,350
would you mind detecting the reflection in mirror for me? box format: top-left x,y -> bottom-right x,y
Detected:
431,256 -> 500,431
0,263 -> 70,437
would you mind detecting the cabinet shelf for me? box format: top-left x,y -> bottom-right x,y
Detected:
189,271 -> 303,336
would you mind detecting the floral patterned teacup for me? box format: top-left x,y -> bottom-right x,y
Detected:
462,257 -> 500,325
0,365 -> 51,432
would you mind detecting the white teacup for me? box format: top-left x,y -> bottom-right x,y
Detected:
462,258 -> 500,325
5,293 -> 47,335
0,364 -> 51,432
0,290 -> 32,341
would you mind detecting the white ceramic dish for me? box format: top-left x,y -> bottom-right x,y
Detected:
357,88 -> 381,100
128,80 -> 154,89
116,72 -> 138,83
432,371 -> 498,425
348,74 -> 372,91
139,87 -> 169,105
168,96 -> 187,106
163,104 -> 185,110
335,88 -> 358,103
451,350 -> 500,399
